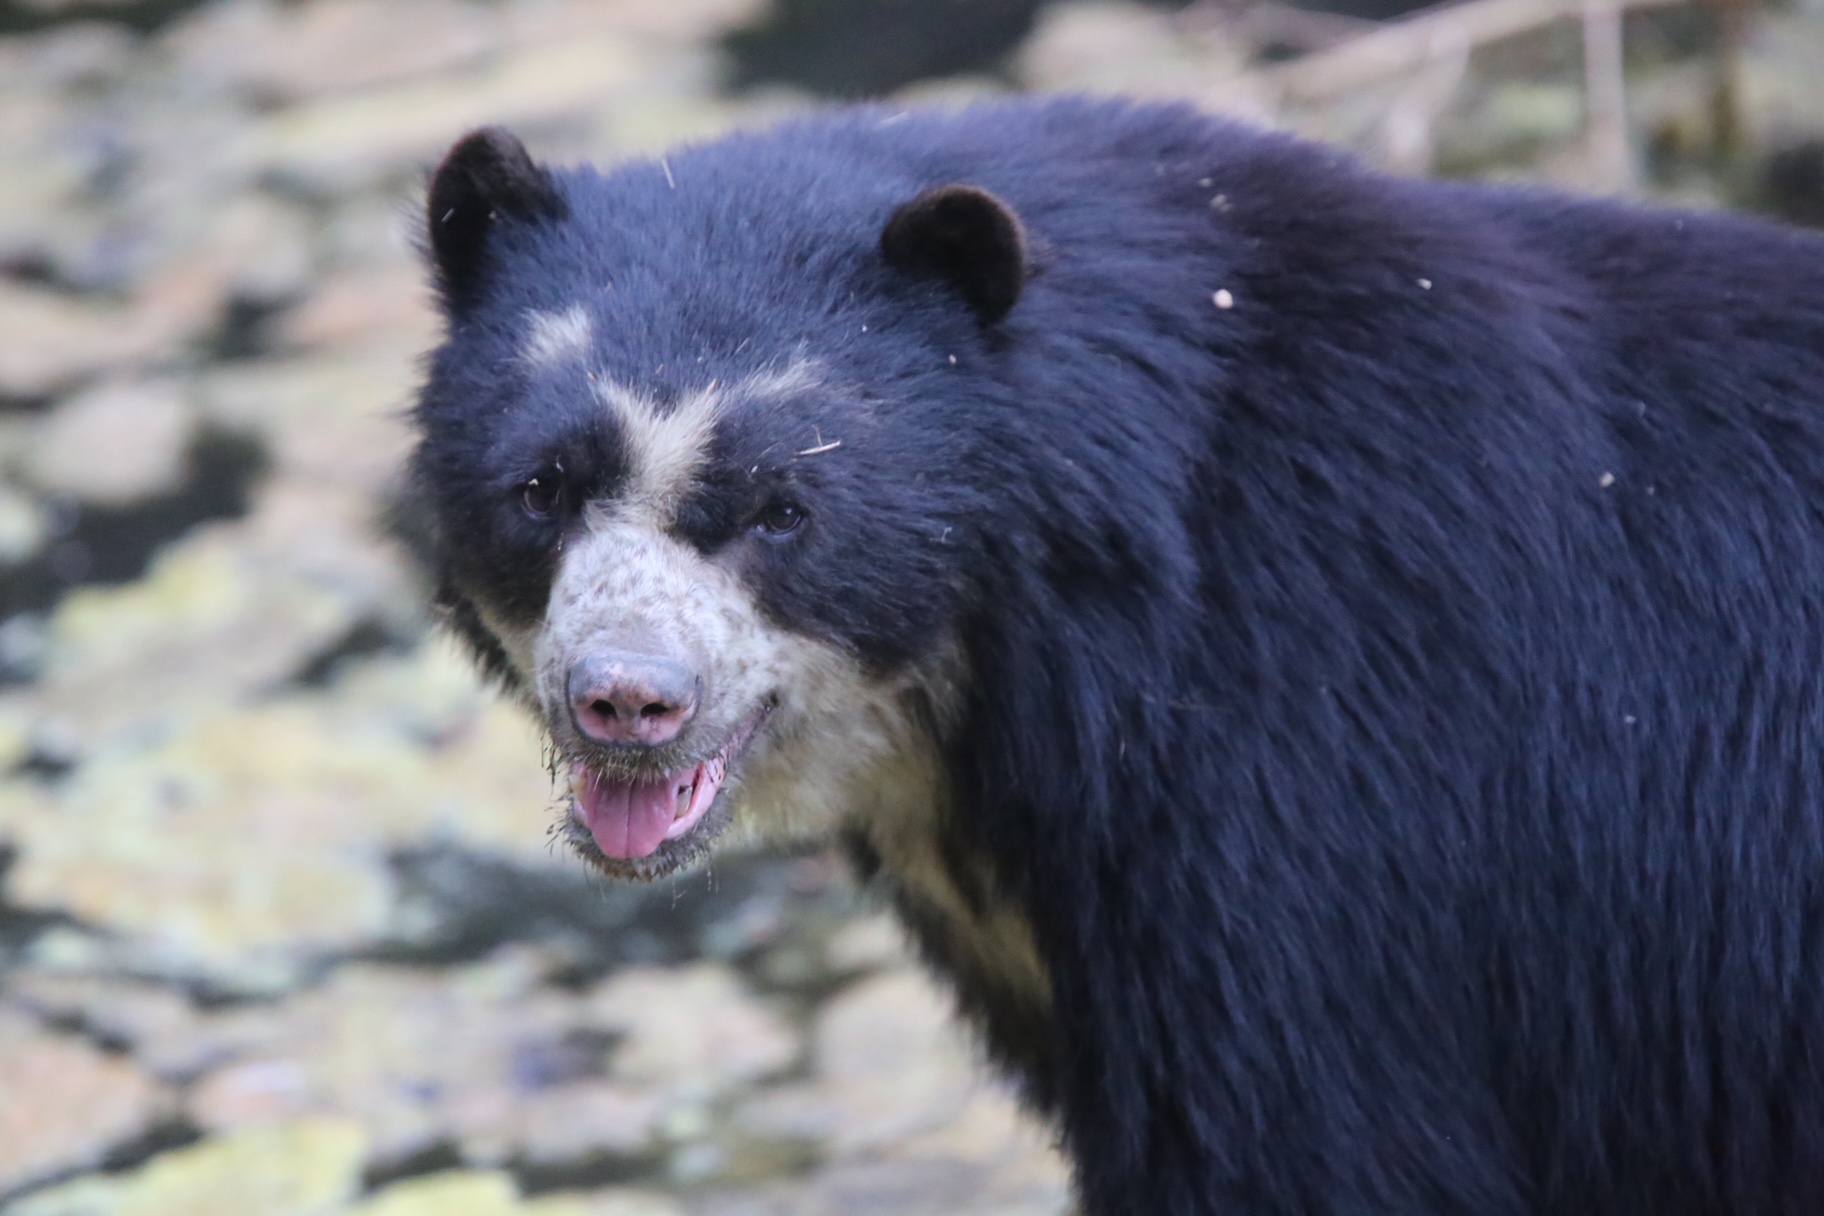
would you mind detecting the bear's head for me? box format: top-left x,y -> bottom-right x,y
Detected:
400,125 -> 1032,880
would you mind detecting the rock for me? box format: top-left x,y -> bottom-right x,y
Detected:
3,973 -> 204,1079
1013,1 -> 1267,119
0,246 -> 254,401
316,190 -> 421,268
120,260 -> 236,362
0,620 -> 46,687
789,1155 -> 1067,1216
585,963 -> 800,1098
16,927 -> 118,975
7,1117 -> 368,1216
194,192 -> 319,312
507,0 -> 770,46
725,965 -> 1068,1206
333,666 -> 563,867
692,1096 -> 1071,1216
33,521 -> 359,742
0,734 -> 399,979
352,1169 -> 594,1216
471,1081 -> 669,1166
10,626 -> 570,980
880,1083 -> 1072,1208
268,261 -> 437,354
354,1170 -> 524,1216
0,1008 -> 171,1196
0,695 -> 31,771
0,481 -> 47,564
194,351 -> 424,489
824,911 -> 906,973
252,637 -> 573,855
0,283 -> 144,403
0,22 -> 137,94
0,630 -> 555,978
735,970 -> 975,1154
13,0 -> 161,13
814,970 -> 963,1094
159,0 -> 501,105
25,378 -> 196,506
0,146 -> 91,280
572,1193 -> 687,1216
884,75 -> 1010,107
177,958 -> 666,1164
594,92 -> 793,160
242,35 -> 649,197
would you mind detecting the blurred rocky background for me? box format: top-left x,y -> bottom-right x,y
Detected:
0,0 -> 1819,1211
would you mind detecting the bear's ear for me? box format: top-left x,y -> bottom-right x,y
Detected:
426,126 -> 566,311
880,184 -> 1026,325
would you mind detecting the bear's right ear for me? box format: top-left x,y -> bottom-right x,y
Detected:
425,126 -> 566,311
880,184 -> 1027,325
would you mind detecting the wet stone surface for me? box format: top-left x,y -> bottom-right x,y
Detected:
1,0 -> 1815,1209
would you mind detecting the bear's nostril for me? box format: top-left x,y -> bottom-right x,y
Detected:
567,653 -> 699,746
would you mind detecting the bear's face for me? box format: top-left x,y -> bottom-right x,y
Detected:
441,345 -> 962,882
401,127 -> 1028,879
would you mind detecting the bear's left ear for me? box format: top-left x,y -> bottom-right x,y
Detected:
880,184 -> 1027,325
425,126 -> 567,312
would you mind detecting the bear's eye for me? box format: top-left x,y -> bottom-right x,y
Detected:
520,466 -> 564,519
754,499 -> 806,539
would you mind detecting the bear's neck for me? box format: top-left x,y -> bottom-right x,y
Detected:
847,804 -> 1060,1113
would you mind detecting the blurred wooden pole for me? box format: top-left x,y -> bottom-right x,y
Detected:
1380,32 -> 1470,173
1706,0 -> 1750,164
1581,0 -> 1635,191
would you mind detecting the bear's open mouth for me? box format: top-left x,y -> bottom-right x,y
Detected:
564,706 -> 769,872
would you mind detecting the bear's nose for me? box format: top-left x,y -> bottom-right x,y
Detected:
567,652 -> 700,747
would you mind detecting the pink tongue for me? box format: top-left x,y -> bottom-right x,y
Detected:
576,769 -> 686,860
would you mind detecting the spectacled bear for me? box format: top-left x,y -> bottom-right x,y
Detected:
396,95 -> 1824,1214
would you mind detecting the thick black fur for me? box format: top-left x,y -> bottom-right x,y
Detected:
402,96 -> 1824,1213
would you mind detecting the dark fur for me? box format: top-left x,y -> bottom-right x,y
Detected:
426,126 -> 568,314
401,95 -> 1824,1213
880,183 -> 1029,323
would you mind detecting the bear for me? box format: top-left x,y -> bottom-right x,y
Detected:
395,94 -> 1824,1213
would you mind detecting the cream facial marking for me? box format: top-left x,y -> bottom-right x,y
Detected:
589,377 -> 723,524
476,600 -> 540,687
521,304 -> 593,367
587,358 -> 824,524
524,354 -> 904,868
488,343 -> 1052,1006
532,500 -> 965,871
